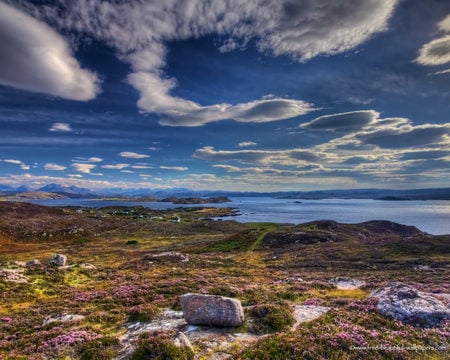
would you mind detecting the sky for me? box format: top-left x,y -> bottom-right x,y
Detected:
0,0 -> 449,192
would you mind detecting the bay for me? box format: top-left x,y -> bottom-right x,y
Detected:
28,197 -> 450,235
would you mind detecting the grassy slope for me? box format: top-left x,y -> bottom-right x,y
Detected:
0,202 -> 448,359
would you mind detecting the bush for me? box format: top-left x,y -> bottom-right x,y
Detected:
125,239 -> 139,245
130,332 -> 194,360
128,304 -> 160,323
78,337 -> 120,360
248,303 -> 296,335
239,335 -> 295,360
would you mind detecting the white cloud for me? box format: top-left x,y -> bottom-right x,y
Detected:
119,152 -> 150,159
433,68 -> 450,75
29,0 -> 398,125
71,163 -> 97,174
238,141 -> 257,148
20,164 -> 30,170
49,122 -> 73,132
130,72 -> 314,126
88,157 -> 103,163
44,163 -> 67,171
0,2 -> 99,100
131,165 -> 154,169
159,166 -> 189,171
3,159 -> 22,165
416,14 -> 450,66
101,163 -> 129,170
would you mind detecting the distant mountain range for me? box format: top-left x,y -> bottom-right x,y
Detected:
0,183 -> 449,200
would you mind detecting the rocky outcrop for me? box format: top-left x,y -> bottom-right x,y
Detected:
292,305 -> 330,330
0,269 -> 28,283
370,283 -> 450,327
49,254 -> 67,267
180,293 -> 244,327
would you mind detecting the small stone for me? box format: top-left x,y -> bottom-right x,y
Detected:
79,263 -> 97,270
329,277 -> 366,290
43,314 -> 85,326
173,332 -> 193,352
180,293 -> 244,327
49,254 -> 67,267
25,259 -> 42,268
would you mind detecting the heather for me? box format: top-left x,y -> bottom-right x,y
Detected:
0,202 -> 448,359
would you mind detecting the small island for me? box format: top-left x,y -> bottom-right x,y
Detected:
160,196 -> 231,204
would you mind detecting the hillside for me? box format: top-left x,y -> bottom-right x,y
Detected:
0,201 -> 448,359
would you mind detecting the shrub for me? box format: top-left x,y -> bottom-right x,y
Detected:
78,337 -> 120,360
125,240 -> 139,245
248,303 -> 296,335
130,332 -> 194,360
128,304 -> 160,323
238,335 -> 296,360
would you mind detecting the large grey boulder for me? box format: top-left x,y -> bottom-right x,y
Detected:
49,254 -> 67,267
370,283 -> 450,327
180,293 -> 244,327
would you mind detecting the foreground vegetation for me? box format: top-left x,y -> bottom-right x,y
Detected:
0,201 -> 448,359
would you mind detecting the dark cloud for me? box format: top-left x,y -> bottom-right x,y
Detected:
400,150 -> 449,160
357,125 -> 450,148
300,110 -> 378,132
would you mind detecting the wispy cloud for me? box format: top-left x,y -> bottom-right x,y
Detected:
0,2 -> 99,100
131,165 -> 154,169
44,163 -> 67,171
3,159 -> 22,165
49,122 -> 73,132
101,163 -> 130,170
159,166 -> 189,171
2,158 -> 30,170
119,152 -> 150,159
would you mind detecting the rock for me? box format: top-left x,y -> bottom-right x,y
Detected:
79,263 -> 97,270
180,293 -> 244,327
25,259 -> 42,268
13,261 -> 27,267
0,269 -> 28,283
143,252 -> 189,263
414,265 -> 430,271
291,305 -> 330,330
369,283 -> 450,327
329,277 -> 366,290
173,332 -> 193,352
43,314 -> 85,326
49,254 -> 67,267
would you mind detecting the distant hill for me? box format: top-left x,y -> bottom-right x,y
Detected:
2,191 -> 68,200
37,183 -> 96,198
0,183 -> 449,200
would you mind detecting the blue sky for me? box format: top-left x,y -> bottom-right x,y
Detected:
0,0 -> 449,191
